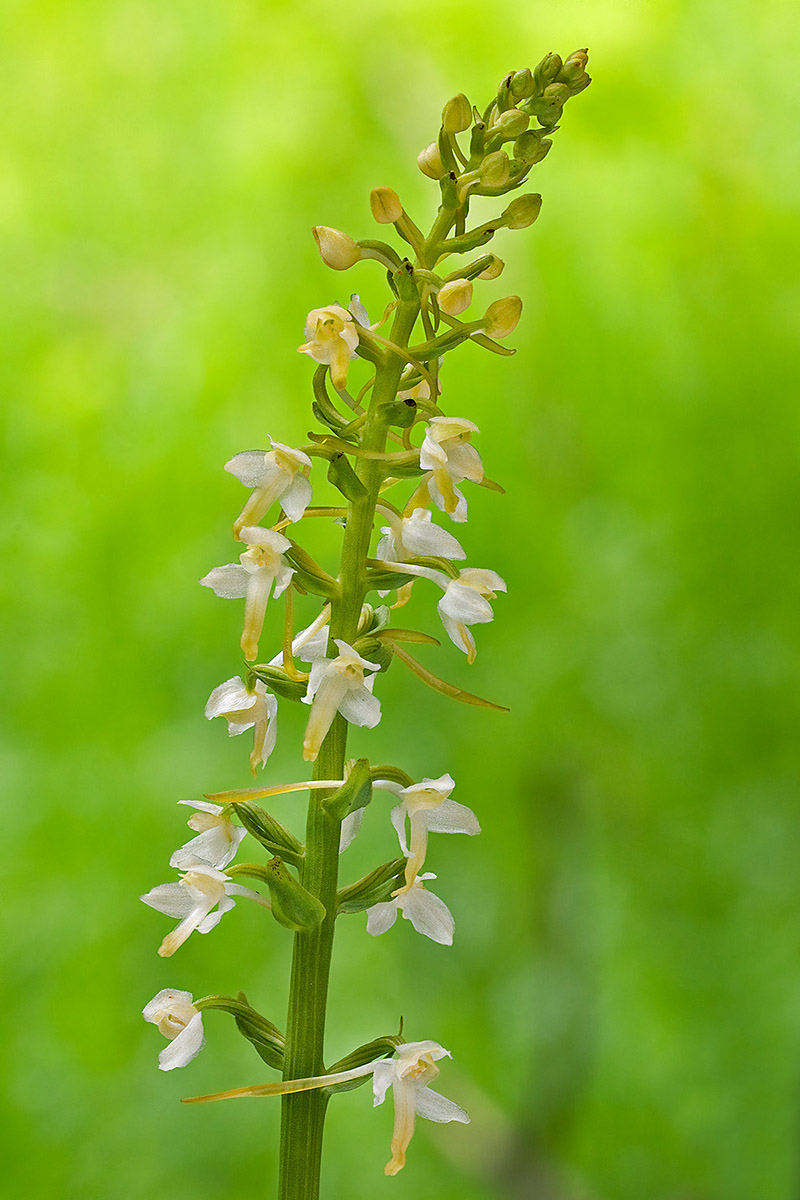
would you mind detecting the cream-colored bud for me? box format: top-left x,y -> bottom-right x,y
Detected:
482,296 -> 522,339
442,93 -> 472,133
417,141 -> 446,180
312,226 -> 361,270
479,150 -> 511,188
437,279 -> 473,316
478,255 -> 505,280
503,194 -> 542,230
370,186 -> 403,224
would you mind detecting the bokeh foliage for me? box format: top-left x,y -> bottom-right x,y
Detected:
2,1 -> 799,1197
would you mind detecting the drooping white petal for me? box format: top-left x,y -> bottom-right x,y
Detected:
281,473 -> 313,522
371,1059 -> 395,1106
169,823 -> 246,872
140,883 -> 196,919
224,450 -> 270,488
339,808 -> 364,852
366,900 -> 399,937
348,294 -> 371,327
200,565 -> 250,599
399,886 -> 455,945
157,1011 -> 206,1071
423,798 -> 481,836
204,677 -> 258,723
338,684 -> 382,729
390,804 -> 409,855
438,582 -> 495,624
413,1086 -> 470,1124
142,988 -> 195,1030
400,510 -> 465,560
438,611 -> 477,659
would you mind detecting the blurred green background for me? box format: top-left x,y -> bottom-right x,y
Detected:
2,0 -> 799,1197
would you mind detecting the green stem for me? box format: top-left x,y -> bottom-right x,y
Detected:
278,295 -> 420,1200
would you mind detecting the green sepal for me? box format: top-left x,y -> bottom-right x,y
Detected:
311,366 -> 350,433
263,857 -> 326,932
513,130 -> 553,166
247,665 -> 306,703
196,992 -> 285,1071
383,398 -> 418,428
284,542 -> 339,600
363,567 -> 416,593
322,757 -> 372,822
312,400 -> 349,435
337,858 -> 407,915
533,52 -> 563,93
404,554 -> 461,580
327,452 -> 367,502
351,637 -> 393,673
392,259 -> 418,303
357,603 -> 391,636
234,802 -> 305,866
326,1028 -> 405,1093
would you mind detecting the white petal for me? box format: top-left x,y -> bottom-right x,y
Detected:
414,1086 -> 470,1124
281,474 -> 313,523
366,900 -> 398,937
200,565 -> 250,599
349,294 -> 371,327
225,882 -> 272,907
239,526 -> 293,555
402,512 -> 465,560
169,824 -> 246,871
339,808 -> 364,853
157,1011 -> 206,1071
140,883 -> 195,919
224,450 -> 269,487
400,888 -> 454,945
439,611 -> 476,658
273,560 -> 295,598
438,583 -> 494,624
447,441 -> 484,482
424,798 -> 481,836
459,567 -> 507,593
371,1060 -> 394,1106
338,685 -> 382,728
142,988 -> 194,1024
205,676 -> 258,719
178,799 -> 224,816
389,805 -> 409,856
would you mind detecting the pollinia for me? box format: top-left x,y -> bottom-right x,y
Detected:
141,51 -> 591,1200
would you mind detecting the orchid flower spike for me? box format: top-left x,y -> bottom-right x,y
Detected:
169,800 -> 247,871
377,773 -> 480,887
366,873 -> 454,945
200,526 -> 294,662
205,675 -> 278,775
225,440 -> 313,535
376,507 -> 465,563
372,1041 -> 469,1176
143,989 -> 205,1071
301,635 -> 382,762
419,416 -> 483,523
140,864 -> 270,958
298,304 -> 360,390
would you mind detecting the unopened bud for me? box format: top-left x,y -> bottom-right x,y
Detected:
503,193 -> 542,230
558,48 -> 590,92
478,255 -> 505,280
483,295 -> 522,339
480,150 -> 511,188
494,109 -> 529,139
370,186 -> 403,224
544,81 -> 571,105
437,278 -> 474,316
513,131 -> 552,165
417,141 -> 446,179
442,93 -> 472,133
534,52 -> 563,90
510,68 -> 534,100
264,857 -> 326,932
312,226 -> 361,271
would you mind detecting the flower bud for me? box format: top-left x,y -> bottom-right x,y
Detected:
494,108 -> 529,139
441,92 -> 472,133
503,193 -> 542,230
483,295 -> 522,339
437,278 -> 473,316
417,141 -> 446,179
533,52 -> 563,90
479,150 -> 511,188
370,186 -> 403,224
544,81 -> 571,105
513,131 -> 552,165
337,859 -> 407,915
558,48 -> 591,93
510,67 -> 534,100
478,255 -> 504,280
264,856 -> 326,932
312,226 -> 361,271
323,758 -> 373,821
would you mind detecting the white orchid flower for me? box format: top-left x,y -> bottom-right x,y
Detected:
301,635 -> 381,762
298,303 -> 360,390
225,440 -> 313,534
366,873 -> 454,945
436,568 -> 507,663
200,525 -> 294,662
204,675 -> 278,775
377,773 -> 480,887
372,1040 -> 469,1176
143,989 -> 206,1071
419,416 -> 483,523
169,800 -> 247,871
376,507 -> 465,563
141,864 -> 270,958
339,807 -> 365,853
